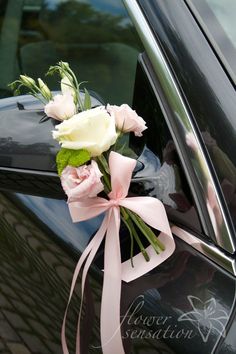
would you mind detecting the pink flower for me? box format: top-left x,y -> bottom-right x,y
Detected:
44,92 -> 76,121
61,161 -> 104,202
206,182 -> 223,237
186,132 -> 199,152
107,104 -> 147,137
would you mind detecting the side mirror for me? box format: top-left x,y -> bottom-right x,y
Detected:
0,92 -> 104,198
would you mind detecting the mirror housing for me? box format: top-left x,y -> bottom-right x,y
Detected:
0,92 -> 104,198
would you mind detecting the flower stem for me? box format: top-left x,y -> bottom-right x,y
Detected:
121,207 -> 150,263
121,215 -> 134,267
126,209 -> 165,254
67,68 -> 84,111
96,155 -> 111,191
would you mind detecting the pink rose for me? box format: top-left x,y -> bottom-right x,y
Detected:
44,92 -> 76,121
107,104 -> 147,137
61,160 -> 104,202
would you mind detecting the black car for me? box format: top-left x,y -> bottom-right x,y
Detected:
0,0 -> 235,353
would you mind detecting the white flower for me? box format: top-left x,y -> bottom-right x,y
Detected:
52,106 -> 117,156
61,75 -> 74,96
38,78 -> 52,101
44,92 -> 76,121
20,75 -> 36,86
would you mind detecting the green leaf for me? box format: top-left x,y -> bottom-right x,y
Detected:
83,88 -> 92,110
56,148 -> 70,176
56,148 -> 90,176
68,149 -> 90,167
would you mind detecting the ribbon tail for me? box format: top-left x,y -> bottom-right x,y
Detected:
62,213 -> 109,354
75,213 -> 109,353
100,207 -> 125,354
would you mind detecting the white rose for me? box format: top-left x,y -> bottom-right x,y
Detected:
44,92 -> 76,121
52,106 -> 117,156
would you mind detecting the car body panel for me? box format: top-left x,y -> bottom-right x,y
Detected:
0,190 -> 236,353
138,0 -> 236,235
0,0 -> 236,353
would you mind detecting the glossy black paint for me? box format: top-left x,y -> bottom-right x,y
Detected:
0,96 -> 57,172
0,1 -> 236,353
0,191 -> 102,353
218,306 -> 236,353
0,167 -> 62,199
138,0 -> 236,232
0,190 -> 235,353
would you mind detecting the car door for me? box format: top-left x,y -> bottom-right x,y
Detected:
0,1 -> 236,354
122,0 -> 236,353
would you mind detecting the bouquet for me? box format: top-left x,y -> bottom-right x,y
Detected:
10,62 -> 175,354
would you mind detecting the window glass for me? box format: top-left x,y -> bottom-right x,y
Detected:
130,62 -> 203,235
189,0 -> 236,83
0,0 -> 143,104
205,0 -> 236,46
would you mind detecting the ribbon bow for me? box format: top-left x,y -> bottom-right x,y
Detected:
62,151 -> 175,354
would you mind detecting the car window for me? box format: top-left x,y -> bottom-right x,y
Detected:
0,0 -> 143,105
205,0 -> 236,46
187,0 -> 236,84
130,61 -> 203,235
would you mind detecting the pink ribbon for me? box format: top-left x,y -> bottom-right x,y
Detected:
62,151 -> 175,354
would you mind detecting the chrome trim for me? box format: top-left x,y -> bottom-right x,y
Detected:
0,166 -> 58,178
123,0 -> 235,253
172,226 -> 236,276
